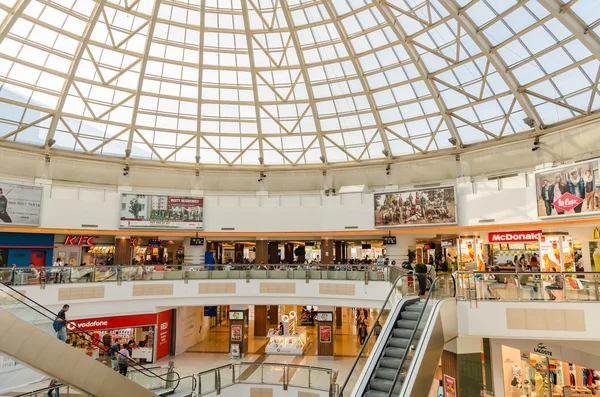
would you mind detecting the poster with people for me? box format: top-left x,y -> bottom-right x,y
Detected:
535,160 -> 598,217
374,186 -> 456,227
119,193 -> 203,229
0,181 -> 42,226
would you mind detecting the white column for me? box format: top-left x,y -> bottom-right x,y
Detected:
183,237 -> 205,265
385,235 -> 416,264
581,240 -> 592,271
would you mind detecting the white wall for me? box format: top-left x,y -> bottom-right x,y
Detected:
16,171 -> 545,233
174,306 -> 206,355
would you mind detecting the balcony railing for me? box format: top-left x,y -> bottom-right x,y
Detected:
0,264 -> 394,288
455,271 -> 600,302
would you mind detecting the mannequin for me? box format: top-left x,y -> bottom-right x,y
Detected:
535,372 -> 544,397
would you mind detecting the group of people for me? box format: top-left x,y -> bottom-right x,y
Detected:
486,264 -> 564,300
355,308 -> 382,345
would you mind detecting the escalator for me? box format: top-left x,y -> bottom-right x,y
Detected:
0,281 -> 181,397
338,275 -> 458,397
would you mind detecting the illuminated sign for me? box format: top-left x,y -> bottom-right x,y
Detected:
488,231 -> 542,243
382,236 -> 397,245
64,236 -> 98,246
190,238 -> 204,246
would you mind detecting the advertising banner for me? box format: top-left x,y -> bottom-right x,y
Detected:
66,313 -> 158,332
0,353 -> 45,393
457,238 -> 474,268
488,230 -> 542,243
319,326 -> 331,343
155,310 -> 171,361
231,325 -> 242,342
443,374 -> 456,397
535,160 -> 599,218
374,186 -> 456,227
561,235 -> 575,272
119,193 -> 203,230
539,235 -> 562,271
476,239 -> 485,272
0,181 -> 42,226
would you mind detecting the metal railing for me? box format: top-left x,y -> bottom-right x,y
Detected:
337,273 -> 455,397
455,271 -> 600,302
0,264 -> 393,288
0,281 -> 181,392
192,362 -> 339,396
12,385 -> 69,397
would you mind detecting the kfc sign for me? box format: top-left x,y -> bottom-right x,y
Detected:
489,231 -> 542,243
553,193 -> 584,214
64,235 -> 98,246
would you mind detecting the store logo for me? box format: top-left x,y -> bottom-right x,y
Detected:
130,237 -> 139,247
67,320 -> 108,331
533,343 -> 552,356
160,322 -> 169,331
489,231 -> 542,243
593,228 -> 600,240
64,235 -> 97,247
553,193 -> 583,213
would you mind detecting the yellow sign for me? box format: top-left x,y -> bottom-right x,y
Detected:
593,228 -> 600,240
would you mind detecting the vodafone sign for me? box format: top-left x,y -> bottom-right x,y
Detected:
66,313 -> 158,332
488,231 -> 542,243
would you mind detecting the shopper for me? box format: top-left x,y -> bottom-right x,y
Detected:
545,269 -> 563,300
53,304 -> 69,342
47,378 -> 61,397
117,344 -> 130,376
487,266 -> 507,299
102,332 -> 112,359
52,258 -> 63,283
109,338 -> 120,370
373,320 -> 382,340
358,323 -> 368,345
519,268 -> 538,300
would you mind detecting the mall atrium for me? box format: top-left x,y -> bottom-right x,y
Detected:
0,0 -> 599,396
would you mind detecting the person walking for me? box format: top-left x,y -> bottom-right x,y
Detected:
53,304 -> 69,342
117,344 -> 130,376
109,338 -> 120,371
373,320 -> 382,340
358,323 -> 368,345
47,379 -> 61,397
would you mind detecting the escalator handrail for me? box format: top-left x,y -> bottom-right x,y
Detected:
0,281 -> 180,389
385,274 -> 456,397
337,272 -> 409,397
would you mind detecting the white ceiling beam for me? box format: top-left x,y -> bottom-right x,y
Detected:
280,0 -> 327,163
373,0 -> 463,147
0,0 -> 31,44
196,0 -> 206,164
45,0 -> 108,146
537,0 -> 600,60
321,1 -> 392,159
240,0 -> 264,164
125,0 -> 162,158
436,0 -> 544,131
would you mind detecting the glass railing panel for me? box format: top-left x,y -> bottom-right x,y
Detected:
287,366 -> 309,389
127,368 -> 167,390
197,371 -> 217,395
307,368 -> 335,391
219,365 -> 235,390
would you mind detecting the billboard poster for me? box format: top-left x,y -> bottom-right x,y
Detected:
443,374 -> 456,397
457,238 -> 475,268
539,235 -> 562,271
562,235 -> 575,272
0,353 -> 45,393
319,326 -> 331,343
374,186 -> 456,227
231,325 -> 242,342
155,310 -> 171,361
0,181 -> 42,226
535,160 -> 599,218
476,239 -> 485,272
119,193 -> 203,230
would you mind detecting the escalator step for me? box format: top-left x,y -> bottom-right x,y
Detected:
369,378 -> 403,393
392,328 -> 413,338
380,357 -> 402,369
405,304 -> 424,312
400,311 -> 420,321
364,390 -> 393,397
384,347 -> 406,359
387,337 -> 409,348
396,319 -> 417,329
375,368 -> 406,382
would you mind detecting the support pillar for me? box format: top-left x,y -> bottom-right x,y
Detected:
182,237 -> 206,265
385,235 -> 416,265
114,237 -> 131,265
320,239 -> 334,265
284,243 -> 294,264
334,241 -> 342,263
234,243 -> 244,263
267,242 -> 279,264
228,305 -> 249,358
316,306 -> 334,359
255,240 -> 268,264
253,305 -> 268,338
335,307 -> 342,328
268,305 -> 279,326
206,241 -> 218,265
442,336 -> 484,397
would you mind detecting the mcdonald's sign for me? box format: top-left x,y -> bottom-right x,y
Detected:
593,228 -> 600,240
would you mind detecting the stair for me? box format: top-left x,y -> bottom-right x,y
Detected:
363,301 -> 425,397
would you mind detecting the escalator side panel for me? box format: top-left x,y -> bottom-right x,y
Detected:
0,307 -> 157,397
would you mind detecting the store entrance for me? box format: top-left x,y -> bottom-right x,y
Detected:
29,250 -> 46,267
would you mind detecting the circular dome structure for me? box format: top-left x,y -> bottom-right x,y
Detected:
0,0 -> 598,168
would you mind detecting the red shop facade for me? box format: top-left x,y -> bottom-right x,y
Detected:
66,310 -> 173,362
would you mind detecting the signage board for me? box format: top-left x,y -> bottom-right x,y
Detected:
535,159 -> 598,218
319,326 -> 331,343
204,306 -> 217,317
190,237 -> 204,246
229,311 -> 244,320
64,235 -> 98,246
443,375 -> 456,397
374,186 -> 456,227
316,312 -> 333,322
441,240 -> 453,247
0,181 -> 42,226
155,310 -> 171,361
119,193 -> 203,230
488,231 -> 542,243
539,235 -> 562,271
382,236 -> 397,245
66,313 -> 158,332
231,325 -> 242,342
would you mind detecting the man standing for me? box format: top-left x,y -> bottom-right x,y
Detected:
54,304 -> 69,342
0,188 -> 11,223
541,179 -> 553,216
109,338 -> 120,371
52,258 -> 63,283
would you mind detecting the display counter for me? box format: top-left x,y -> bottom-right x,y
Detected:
132,347 -> 153,362
265,328 -> 307,355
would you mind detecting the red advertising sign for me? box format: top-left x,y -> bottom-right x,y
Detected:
488,231 -> 542,243
155,310 -> 171,361
66,313 -> 157,332
64,235 -> 98,246
444,374 -> 456,397
553,193 -> 584,214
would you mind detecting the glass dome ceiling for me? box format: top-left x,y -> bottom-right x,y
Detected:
0,0 -> 598,167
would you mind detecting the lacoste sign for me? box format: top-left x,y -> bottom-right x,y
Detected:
533,343 -> 552,357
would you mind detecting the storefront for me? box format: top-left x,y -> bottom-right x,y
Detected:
498,341 -> 600,397
53,235 -> 115,268
66,310 -> 172,363
132,238 -> 183,265
265,308 -> 308,356
0,232 -> 54,268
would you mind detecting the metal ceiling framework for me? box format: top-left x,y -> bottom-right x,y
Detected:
0,0 -> 597,168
